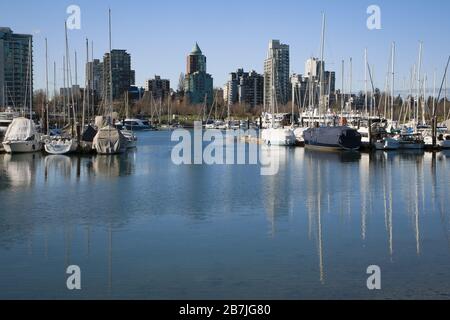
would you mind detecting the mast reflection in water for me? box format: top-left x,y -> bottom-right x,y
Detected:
0,131 -> 449,299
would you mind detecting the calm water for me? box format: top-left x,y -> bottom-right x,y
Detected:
0,131 -> 449,299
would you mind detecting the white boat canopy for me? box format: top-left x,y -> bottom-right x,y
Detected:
4,118 -> 37,141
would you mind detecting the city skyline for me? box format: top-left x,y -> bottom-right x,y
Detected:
1,0 -> 449,95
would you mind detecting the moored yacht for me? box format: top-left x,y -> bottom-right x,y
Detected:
2,117 -> 42,153
115,118 -> 153,131
374,137 -> 400,151
44,136 -> 77,155
261,126 -> 297,146
303,126 -> 362,151
93,124 -> 128,155
397,133 -> 425,149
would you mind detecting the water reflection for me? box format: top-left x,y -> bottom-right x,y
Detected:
261,146 -> 291,236
0,133 -> 450,298
0,153 -> 43,189
1,151 -> 137,189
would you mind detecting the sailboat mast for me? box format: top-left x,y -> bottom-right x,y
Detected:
63,56 -> 66,125
126,91 -> 129,120
417,42 -> 423,125
91,41 -> 95,122
445,73 -> 447,121
432,70 -> 436,116
29,38 -> 32,120
391,42 -> 395,122
45,38 -> 49,134
271,48 -> 275,128
349,57 -> 352,111
53,61 -> 56,127
109,8 -> 113,122
319,13 -> 325,122
167,92 -> 170,126
291,78 -> 295,126
364,48 -> 368,117
341,60 -> 344,117
82,38 -> 88,129
64,22 -> 71,128
75,51 -> 78,86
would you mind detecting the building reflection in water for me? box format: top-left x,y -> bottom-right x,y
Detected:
260,146 -> 291,237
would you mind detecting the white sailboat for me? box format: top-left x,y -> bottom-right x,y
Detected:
44,26 -> 78,155
2,38 -> 42,154
261,42 -> 296,146
375,43 -> 400,151
93,9 -> 128,155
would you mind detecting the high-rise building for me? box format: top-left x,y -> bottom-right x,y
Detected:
225,69 -> 244,106
225,68 -> 263,108
291,74 -> 308,107
264,40 -> 290,110
305,58 -> 324,79
145,75 -> 170,101
299,58 -> 336,107
304,58 -> 335,95
240,70 -> 264,107
184,43 -> 213,105
86,59 -> 104,99
324,71 -> 336,95
0,27 -> 33,109
103,49 -> 134,100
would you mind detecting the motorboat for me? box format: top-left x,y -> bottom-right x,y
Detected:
374,137 -> 400,151
397,133 -> 425,150
115,118 -> 153,131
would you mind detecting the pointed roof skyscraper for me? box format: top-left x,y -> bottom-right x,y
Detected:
191,42 -> 202,55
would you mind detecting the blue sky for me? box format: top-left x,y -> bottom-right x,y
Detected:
1,0 -> 449,94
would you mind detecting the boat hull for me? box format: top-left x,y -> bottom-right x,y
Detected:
303,126 -> 362,151
44,140 -> 77,155
293,127 -> 307,143
121,130 -> 137,149
93,126 -> 128,155
375,138 -> 400,151
438,139 -> 450,149
2,140 -> 42,153
261,128 -> 296,146
304,143 -> 343,152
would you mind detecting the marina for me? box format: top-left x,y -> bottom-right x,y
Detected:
0,0 -> 450,303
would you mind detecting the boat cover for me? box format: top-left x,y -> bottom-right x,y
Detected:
4,118 -> 36,141
93,125 -> 127,154
82,125 -> 98,142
